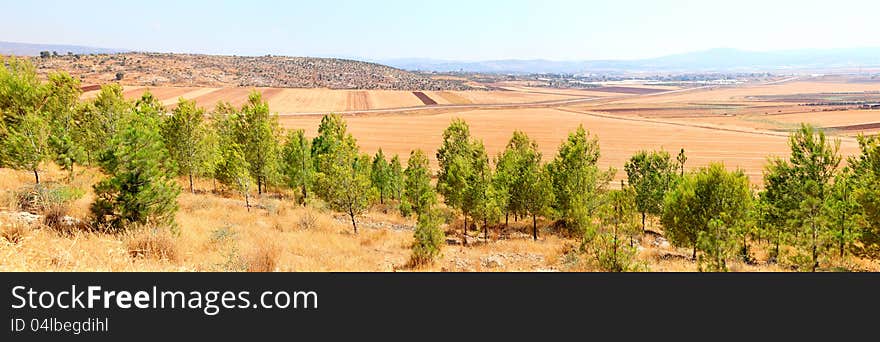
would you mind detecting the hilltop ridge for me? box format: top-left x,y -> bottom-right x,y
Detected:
24,52 -> 473,90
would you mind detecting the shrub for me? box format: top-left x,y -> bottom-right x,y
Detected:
297,209 -> 318,230
398,200 -> 413,218
15,184 -> 84,214
409,211 -> 445,267
125,227 -> 178,261
209,226 -> 238,245
584,230 -> 645,272
42,202 -> 83,235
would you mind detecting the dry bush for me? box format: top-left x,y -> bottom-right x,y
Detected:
41,203 -> 87,236
1,222 -> 28,244
243,242 -> 280,272
259,199 -> 285,216
14,184 -> 85,214
297,208 -> 319,230
125,228 -> 179,262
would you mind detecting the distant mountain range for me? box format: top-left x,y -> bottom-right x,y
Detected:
4,40 -> 880,74
0,41 -> 126,56
379,48 -> 880,74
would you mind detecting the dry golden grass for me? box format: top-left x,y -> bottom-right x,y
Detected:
1,221 -> 28,244
125,227 -> 179,262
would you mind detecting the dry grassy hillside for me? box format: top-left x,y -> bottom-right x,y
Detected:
2,165 -> 877,272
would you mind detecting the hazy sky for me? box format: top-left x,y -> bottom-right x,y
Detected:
3,0 -> 879,60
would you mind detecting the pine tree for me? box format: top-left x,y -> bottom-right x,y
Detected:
388,154 -> 405,201
522,164 -> 554,241
312,114 -> 373,233
44,72 -> 85,181
216,141 -> 253,210
436,119 -> 475,241
498,131 -> 553,240
464,140 -> 500,240
91,112 -> 180,232
311,113 -> 348,167
761,124 -> 840,271
625,150 -> 675,232
134,90 -> 166,121
661,163 -> 753,262
370,148 -> 391,204
826,168 -> 860,258
317,149 -> 374,234
547,125 -> 613,233
162,98 -> 210,193
3,112 -> 50,184
849,134 -> 880,258
410,208 -> 445,266
0,57 -> 45,132
234,91 -> 280,195
0,57 -> 47,171
588,183 -> 642,272
78,84 -> 133,163
403,149 -> 436,218
281,129 -> 314,205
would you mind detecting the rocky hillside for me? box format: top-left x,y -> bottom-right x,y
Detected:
28,52 -> 473,90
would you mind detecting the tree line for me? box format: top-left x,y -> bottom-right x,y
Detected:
2,57 -> 879,270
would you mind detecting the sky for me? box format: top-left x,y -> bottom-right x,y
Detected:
2,0 -> 880,61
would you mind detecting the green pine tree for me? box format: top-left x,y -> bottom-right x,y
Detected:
281,129 -> 314,205
162,98 -> 211,193
91,113 -> 180,232
370,148 -> 391,204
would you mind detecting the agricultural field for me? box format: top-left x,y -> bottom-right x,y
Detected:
82,86 -> 602,113
80,77 -> 876,185
278,106 -> 861,185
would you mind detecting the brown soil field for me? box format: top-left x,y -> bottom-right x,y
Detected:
346,91 -> 370,111
412,91 -> 438,105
